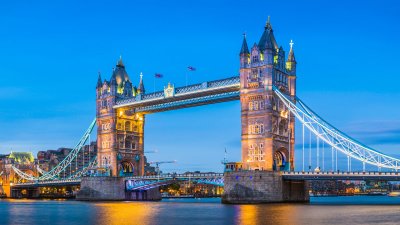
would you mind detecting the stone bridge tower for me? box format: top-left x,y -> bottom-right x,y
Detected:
96,58 -> 145,177
240,18 -> 297,171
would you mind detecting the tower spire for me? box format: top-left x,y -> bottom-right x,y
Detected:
138,72 -> 145,94
240,32 -> 250,55
287,40 -> 296,62
97,71 -> 102,88
117,55 -> 124,68
265,16 -> 272,30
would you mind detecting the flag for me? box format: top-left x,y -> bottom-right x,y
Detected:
155,73 -> 163,78
187,66 -> 196,71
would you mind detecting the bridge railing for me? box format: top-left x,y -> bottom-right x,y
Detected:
115,76 -> 240,106
13,178 -> 81,186
124,172 -> 224,180
282,171 -> 400,176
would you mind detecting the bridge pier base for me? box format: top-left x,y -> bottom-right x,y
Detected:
222,171 -> 309,204
126,189 -> 161,201
77,177 -> 161,201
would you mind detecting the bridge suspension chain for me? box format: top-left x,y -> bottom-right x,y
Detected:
11,118 -> 97,181
273,86 -> 400,171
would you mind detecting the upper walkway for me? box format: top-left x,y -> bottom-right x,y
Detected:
114,76 -> 240,113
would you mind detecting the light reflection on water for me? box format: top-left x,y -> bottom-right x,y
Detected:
1,197 -> 400,225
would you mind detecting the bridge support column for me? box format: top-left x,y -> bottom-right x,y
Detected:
77,177 -> 126,200
125,189 -> 161,201
77,177 -> 161,201
222,171 -> 309,204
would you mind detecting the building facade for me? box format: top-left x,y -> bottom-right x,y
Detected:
37,142 -> 97,178
239,18 -> 297,171
96,58 -> 145,177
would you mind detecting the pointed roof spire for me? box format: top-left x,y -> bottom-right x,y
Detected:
258,16 -> 278,51
97,71 -> 102,88
138,72 -> 145,94
265,16 -> 272,30
287,40 -> 296,62
117,55 -> 125,68
240,32 -> 250,55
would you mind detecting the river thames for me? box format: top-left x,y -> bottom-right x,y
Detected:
1,197 -> 400,225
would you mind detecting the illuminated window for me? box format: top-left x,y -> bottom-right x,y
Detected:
249,102 -> 253,111
117,123 -> 122,130
260,101 -> 265,109
260,124 -> 264,134
254,101 -> 259,110
255,125 -> 260,134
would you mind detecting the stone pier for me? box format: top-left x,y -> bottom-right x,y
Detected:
76,177 -> 161,201
222,171 -> 309,204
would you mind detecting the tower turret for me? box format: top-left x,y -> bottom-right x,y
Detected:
110,68 -> 117,95
137,72 -> 145,94
286,40 -> 297,74
240,33 -> 250,68
97,72 -> 102,88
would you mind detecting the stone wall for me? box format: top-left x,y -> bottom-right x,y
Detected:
77,177 -> 125,201
222,171 -> 309,204
77,177 -> 162,201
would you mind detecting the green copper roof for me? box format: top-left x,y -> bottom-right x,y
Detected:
9,152 -> 35,163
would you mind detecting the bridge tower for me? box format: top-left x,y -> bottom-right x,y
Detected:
96,58 -> 145,177
240,18 -> 297,171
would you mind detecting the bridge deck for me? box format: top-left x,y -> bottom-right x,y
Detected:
13,179 -> 81,188
114,76 -> 240,113
283,171 -> 400,181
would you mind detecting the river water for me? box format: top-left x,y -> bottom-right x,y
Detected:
1,196 -> 400,225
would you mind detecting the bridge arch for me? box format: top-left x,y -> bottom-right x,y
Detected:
273,149 -> 287,171
119,161 -> 134,176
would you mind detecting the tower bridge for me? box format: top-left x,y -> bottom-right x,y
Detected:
3,18 -> 400,203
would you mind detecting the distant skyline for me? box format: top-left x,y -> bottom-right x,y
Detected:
0,0 -> 399,172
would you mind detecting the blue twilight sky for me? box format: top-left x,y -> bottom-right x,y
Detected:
0,0 -> 399,172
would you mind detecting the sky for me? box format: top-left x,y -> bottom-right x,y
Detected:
0,0 -> 399,172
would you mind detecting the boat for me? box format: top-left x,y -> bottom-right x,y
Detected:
388,191 -> 400,197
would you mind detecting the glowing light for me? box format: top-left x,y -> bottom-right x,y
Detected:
280,110 -> 288,118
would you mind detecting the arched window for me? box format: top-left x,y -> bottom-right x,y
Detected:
249,102 -> 253,111
255,124 -> 260,134
125,137 -> 132,149
118,136 -> 124,148
260,124 -> 264,134
125,121 -> 131,131
117,123 -> 122,130
254,101 -> 259,110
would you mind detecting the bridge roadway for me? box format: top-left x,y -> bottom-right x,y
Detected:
114,76 -> 240,113
12,171 -> 400,189
282,171 -> 400,181
12,173 -> 224,188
